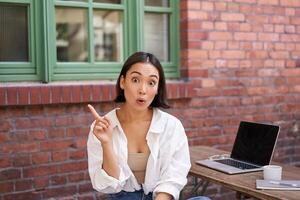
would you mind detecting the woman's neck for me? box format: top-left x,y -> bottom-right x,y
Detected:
117,104 -> 153,123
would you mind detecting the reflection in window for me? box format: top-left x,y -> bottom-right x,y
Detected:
93,0 -> 121,3
93,10 -> 122,62
144,13 -> 169,62
56,8 -> 88,62
145,0 -> 169,7
0,4 -> 28,62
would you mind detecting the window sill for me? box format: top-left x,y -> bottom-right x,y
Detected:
0,81 -> 196,106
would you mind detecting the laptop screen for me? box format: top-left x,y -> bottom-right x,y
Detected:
231,121 -> 280,166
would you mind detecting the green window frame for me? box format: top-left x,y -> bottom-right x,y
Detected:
0,0 -> 180,82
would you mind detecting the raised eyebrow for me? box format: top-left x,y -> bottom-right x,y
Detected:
150,75 -> 159,80
130,71 -> 159,79
130,71 -> 142,76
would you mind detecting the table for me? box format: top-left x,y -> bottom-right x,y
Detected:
189,145 -> 300,200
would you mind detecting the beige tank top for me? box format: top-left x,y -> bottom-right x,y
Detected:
127,152 -> 150,184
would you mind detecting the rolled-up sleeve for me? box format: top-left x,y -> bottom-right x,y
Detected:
87,124 -> 130,193
153,121 -> 191,200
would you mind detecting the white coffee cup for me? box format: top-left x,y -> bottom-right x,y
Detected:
263,165 -> 282,180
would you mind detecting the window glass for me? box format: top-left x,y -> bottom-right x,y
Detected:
145,0 -> 169,7
93,0 -> 121,4
56,8 -> 88,62
93,10 -> 122,62
144,13 -> 169,62
0,3 -> 29,62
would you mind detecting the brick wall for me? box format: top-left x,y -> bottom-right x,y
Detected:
180,0 -> 300,163
180,0 -> 300,198
0,104 -> 93,200
181,0 -> 300,200
1,0 -> 300,199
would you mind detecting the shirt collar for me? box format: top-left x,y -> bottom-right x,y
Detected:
105,108 -> 121,129
148,108 -> 165,134
105,108 -> 165,134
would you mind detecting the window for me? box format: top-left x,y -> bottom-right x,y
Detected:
0,0 -> 41,82
144,0 -> 170,62
0,3 -> 29,62
0,0 -> 179,82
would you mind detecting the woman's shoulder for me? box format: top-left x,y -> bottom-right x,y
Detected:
154,108 -> 182,125
154,108 -> 186,140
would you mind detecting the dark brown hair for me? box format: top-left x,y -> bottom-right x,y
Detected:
114,51 -> 170,109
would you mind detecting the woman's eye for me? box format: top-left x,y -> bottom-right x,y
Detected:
149,81 -> 157,86
131,78 -> 139,83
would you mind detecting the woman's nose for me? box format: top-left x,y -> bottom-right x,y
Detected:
139,84 -> 146,94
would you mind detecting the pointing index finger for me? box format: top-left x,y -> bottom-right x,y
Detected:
87,104 -> 101,120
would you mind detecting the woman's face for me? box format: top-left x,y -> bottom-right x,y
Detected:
120,62 -> 159,111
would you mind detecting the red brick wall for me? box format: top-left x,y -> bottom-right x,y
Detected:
1,0 -> 300,199
180,0 -> 300,162
180,0 -> 300,198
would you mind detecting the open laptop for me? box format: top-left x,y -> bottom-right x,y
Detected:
196,121 -> 280,174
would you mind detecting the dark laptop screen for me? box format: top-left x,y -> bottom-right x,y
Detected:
231,121 -> 280,166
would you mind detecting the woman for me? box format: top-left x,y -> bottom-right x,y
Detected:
87,52 -> 210,200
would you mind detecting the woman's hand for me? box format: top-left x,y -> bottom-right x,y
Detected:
88,104 -> 113,144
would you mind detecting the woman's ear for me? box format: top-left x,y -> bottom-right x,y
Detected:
120,75 -> 124,89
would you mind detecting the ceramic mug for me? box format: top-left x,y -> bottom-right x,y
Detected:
263,165 -> 282,180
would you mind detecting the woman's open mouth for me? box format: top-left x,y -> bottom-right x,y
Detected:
136,98 -> 146,105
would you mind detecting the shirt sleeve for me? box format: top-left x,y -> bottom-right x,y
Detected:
87,122 -> 130,193
153,120 -> 191,200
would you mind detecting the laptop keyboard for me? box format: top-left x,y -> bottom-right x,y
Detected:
215,159 -> 259,169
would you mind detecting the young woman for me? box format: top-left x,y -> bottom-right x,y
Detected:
87,52 -> 210,200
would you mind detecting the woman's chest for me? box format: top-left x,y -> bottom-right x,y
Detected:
121,121 -> 151,152
122,121 -> 150,137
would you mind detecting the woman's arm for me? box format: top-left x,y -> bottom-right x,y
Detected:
101,141 -> 120,179
88,104 -> 120,178
87,105 -> 131,193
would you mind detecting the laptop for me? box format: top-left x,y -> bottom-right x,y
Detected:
196,121 -> 280,174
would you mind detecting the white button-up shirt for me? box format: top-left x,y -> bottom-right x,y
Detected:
87,108 -> 191,200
